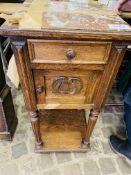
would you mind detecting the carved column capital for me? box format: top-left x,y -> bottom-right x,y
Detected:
114,44 -> 126,54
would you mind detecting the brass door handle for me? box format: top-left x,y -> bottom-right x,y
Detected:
66,48 -> 75,60
36,85 -> 44,93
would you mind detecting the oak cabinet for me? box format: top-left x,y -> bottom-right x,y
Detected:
0,0 -> 130,152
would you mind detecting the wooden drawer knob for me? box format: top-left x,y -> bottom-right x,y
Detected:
66,48 -> 75,60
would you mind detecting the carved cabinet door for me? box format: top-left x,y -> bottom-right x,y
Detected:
33,69 -> 102,105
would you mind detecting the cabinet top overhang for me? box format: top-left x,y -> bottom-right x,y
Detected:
0,0 -> 131,41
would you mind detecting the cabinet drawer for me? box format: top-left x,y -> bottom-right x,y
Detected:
33,70 -> 101,105
28,40 -> 112,64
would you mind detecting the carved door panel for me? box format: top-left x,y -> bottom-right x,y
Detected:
33,70 -> 102,105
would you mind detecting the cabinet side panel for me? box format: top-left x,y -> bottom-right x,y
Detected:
94,44 -> 127,109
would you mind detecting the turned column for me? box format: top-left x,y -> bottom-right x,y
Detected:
81,109 -> 100,149
11,40 -> 43,150
29,111 -> 43,149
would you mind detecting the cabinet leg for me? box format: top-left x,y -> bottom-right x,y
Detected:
29,111 -> 43,150
81,109 -> 100,149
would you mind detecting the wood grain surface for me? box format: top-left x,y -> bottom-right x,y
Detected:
28,40 -> 112,64
39,109 -> 87,151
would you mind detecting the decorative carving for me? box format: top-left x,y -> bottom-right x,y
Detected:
52,76 -> 83,95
